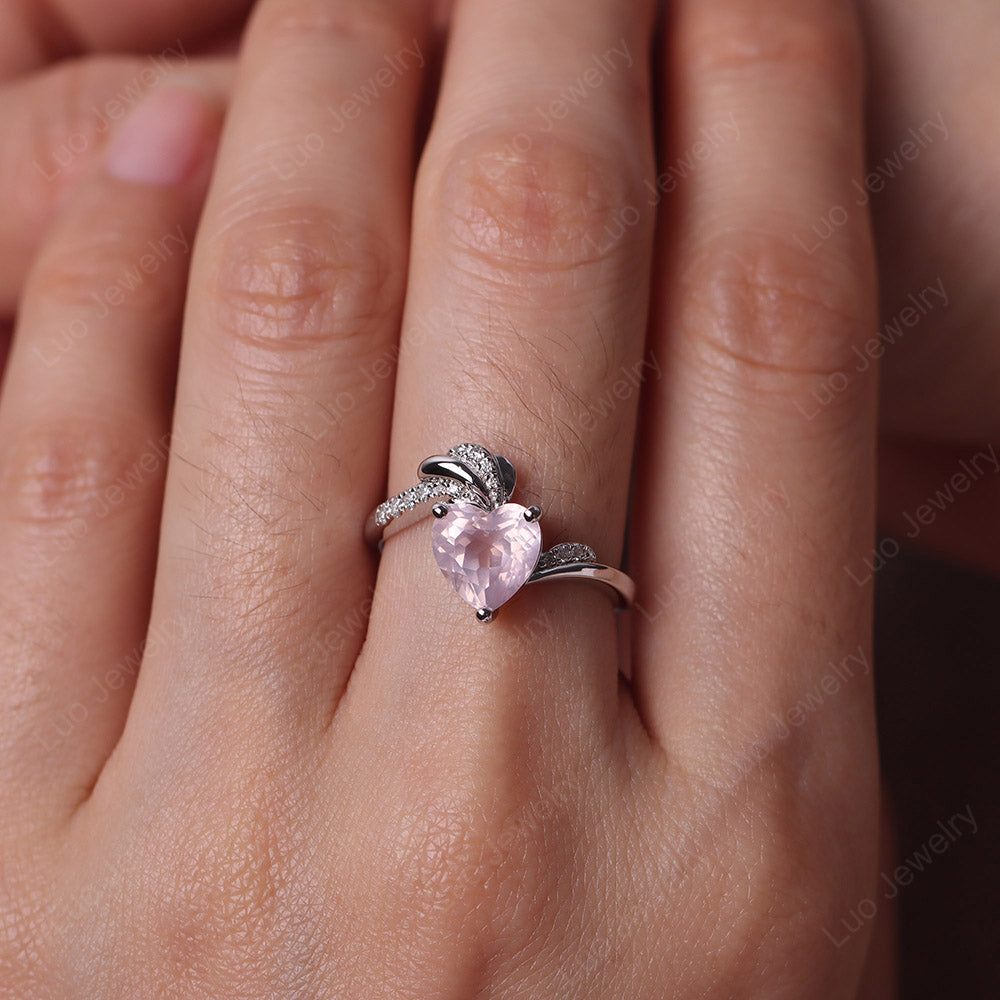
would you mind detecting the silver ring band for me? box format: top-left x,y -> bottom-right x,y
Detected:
366,443 -> 634,621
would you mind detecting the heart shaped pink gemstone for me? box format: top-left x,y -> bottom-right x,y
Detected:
431,502 -> 542,612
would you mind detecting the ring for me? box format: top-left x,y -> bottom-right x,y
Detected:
365,443 -> 635,622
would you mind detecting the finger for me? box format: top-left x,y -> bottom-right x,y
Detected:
130,0 -> 432,759
0,0 -> 250,78
0,86 -> 220,828
359,0 -> 657,736
633,0 -> 879,769
0,56 -> 232,316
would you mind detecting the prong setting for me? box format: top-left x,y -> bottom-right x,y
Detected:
373,444 -> 636,617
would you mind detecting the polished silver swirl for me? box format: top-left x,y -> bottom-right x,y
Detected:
365,443 -> 508,545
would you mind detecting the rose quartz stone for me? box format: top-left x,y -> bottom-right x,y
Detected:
431,502 -> 542,612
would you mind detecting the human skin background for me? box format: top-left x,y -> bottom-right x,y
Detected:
0,0 -> 996,996
0,0 -> 882,993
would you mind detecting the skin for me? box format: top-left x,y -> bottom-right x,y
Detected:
0,0 -> 991,995
860,0 -> 1000,573
0,0 -> 251,74
1,0 -> 998,576
861,0 -> 1000,446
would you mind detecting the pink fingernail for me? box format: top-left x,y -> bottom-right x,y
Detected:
106,87 -> 213,186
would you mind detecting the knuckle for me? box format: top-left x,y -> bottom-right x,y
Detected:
723,737 -> 875,977
390,790 -> 491,913
208,206 -> 399,365
145,770 -> 316,991
373,738 -> 576,977
745,840 -> 867,992
686,2 -> 861,85
384,781 -> 548,940
681,231 -> 869,386
0,419 -> 164,531
432,130 -> 645,276
683,760 -> 872,993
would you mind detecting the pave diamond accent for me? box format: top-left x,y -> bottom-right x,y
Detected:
368,443 -> 632,615
374,477 -> 484,528
448,443 -> 509,506
431,502 -> 542,611
535,542 -> 597,572
375,443 -> 515,530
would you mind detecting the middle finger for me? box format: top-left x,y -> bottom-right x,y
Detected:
132,0 -> 432,752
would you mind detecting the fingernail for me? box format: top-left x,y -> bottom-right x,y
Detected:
106,86 -> 214,186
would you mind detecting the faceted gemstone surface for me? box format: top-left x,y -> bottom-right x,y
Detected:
431,502 -> 542,612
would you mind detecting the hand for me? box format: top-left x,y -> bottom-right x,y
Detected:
0,0 -> 246,320
0,0 -> 882,995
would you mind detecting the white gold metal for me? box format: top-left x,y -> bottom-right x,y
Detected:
419,456 -> 492,504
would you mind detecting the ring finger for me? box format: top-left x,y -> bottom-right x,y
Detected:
358,0 -> 658,739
